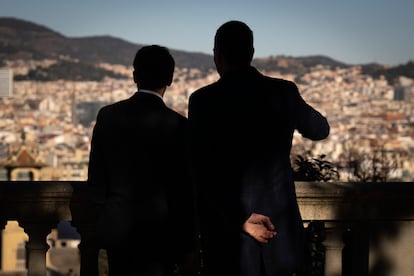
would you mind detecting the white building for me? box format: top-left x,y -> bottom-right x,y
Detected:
0,68 -> 13,97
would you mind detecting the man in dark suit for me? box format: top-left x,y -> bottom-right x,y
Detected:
188,21 -> 330,276
87,45 -> 195,276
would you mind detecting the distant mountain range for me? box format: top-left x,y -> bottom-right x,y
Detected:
0,17 -> 413,82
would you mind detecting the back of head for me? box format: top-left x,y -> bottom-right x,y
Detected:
214,20 -> 254,67
133,45 -> 175,90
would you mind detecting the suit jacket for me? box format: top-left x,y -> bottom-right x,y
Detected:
87,92 -> 194,266
188,67 -> 330,276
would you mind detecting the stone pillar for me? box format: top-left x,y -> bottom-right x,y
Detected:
322,225 -> 344,276
20,221 -> 54,276
0,220 -> 6,270
304,221 -> 326,275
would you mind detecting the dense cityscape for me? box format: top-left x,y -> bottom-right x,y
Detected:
1,6 -> 413,274
1,60 -> 414,181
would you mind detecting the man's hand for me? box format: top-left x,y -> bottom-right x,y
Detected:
242,213 -> 277,243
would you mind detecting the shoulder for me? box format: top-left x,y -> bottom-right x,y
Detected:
188,82 -> 221,111
95,98 -> 131,122
244,67 -> 299,93
101,97 -> 130,112
162,108 -> 188,138
259,75 -> 302,102
163,106 -> 188,129
166,107 -> 187,121
189,82 -> 219,100
262,75 -> 298,90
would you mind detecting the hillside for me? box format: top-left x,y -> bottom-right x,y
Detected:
0,17 -> 413,82
0,17 -> 213,69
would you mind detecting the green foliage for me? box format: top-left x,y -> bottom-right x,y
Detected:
14,60 -> 127,81
293,152 -> 340,182
361,61 -> 414,83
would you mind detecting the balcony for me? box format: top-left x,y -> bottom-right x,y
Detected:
1,181 -> 414,276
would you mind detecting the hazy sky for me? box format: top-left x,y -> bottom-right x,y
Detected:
1,0 -> 413,66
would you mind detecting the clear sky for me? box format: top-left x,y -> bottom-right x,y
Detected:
1,0 -> 413,66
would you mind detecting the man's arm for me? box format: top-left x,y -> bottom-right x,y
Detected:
290,82 -> 330,141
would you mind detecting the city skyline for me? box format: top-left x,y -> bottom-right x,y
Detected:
1,60 -> 413,181
1,0 -> 413,66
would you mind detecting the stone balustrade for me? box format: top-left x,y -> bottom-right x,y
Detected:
1,181 -> 414,276
296,181 -> 414,275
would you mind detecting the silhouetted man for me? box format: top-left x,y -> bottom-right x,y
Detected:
88,45 -> 195,276
188,21 -> 330,276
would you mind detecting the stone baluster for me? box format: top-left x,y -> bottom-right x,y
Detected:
0,220 -> 6,270
322,224 -> 345,276
305,221 -> 326,275
19,221 -> 55,276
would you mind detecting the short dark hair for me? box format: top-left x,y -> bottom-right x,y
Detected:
133,45 -> 175,90
214,20 -> 254,66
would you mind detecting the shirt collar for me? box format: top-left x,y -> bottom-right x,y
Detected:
138,89 -> 163,100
